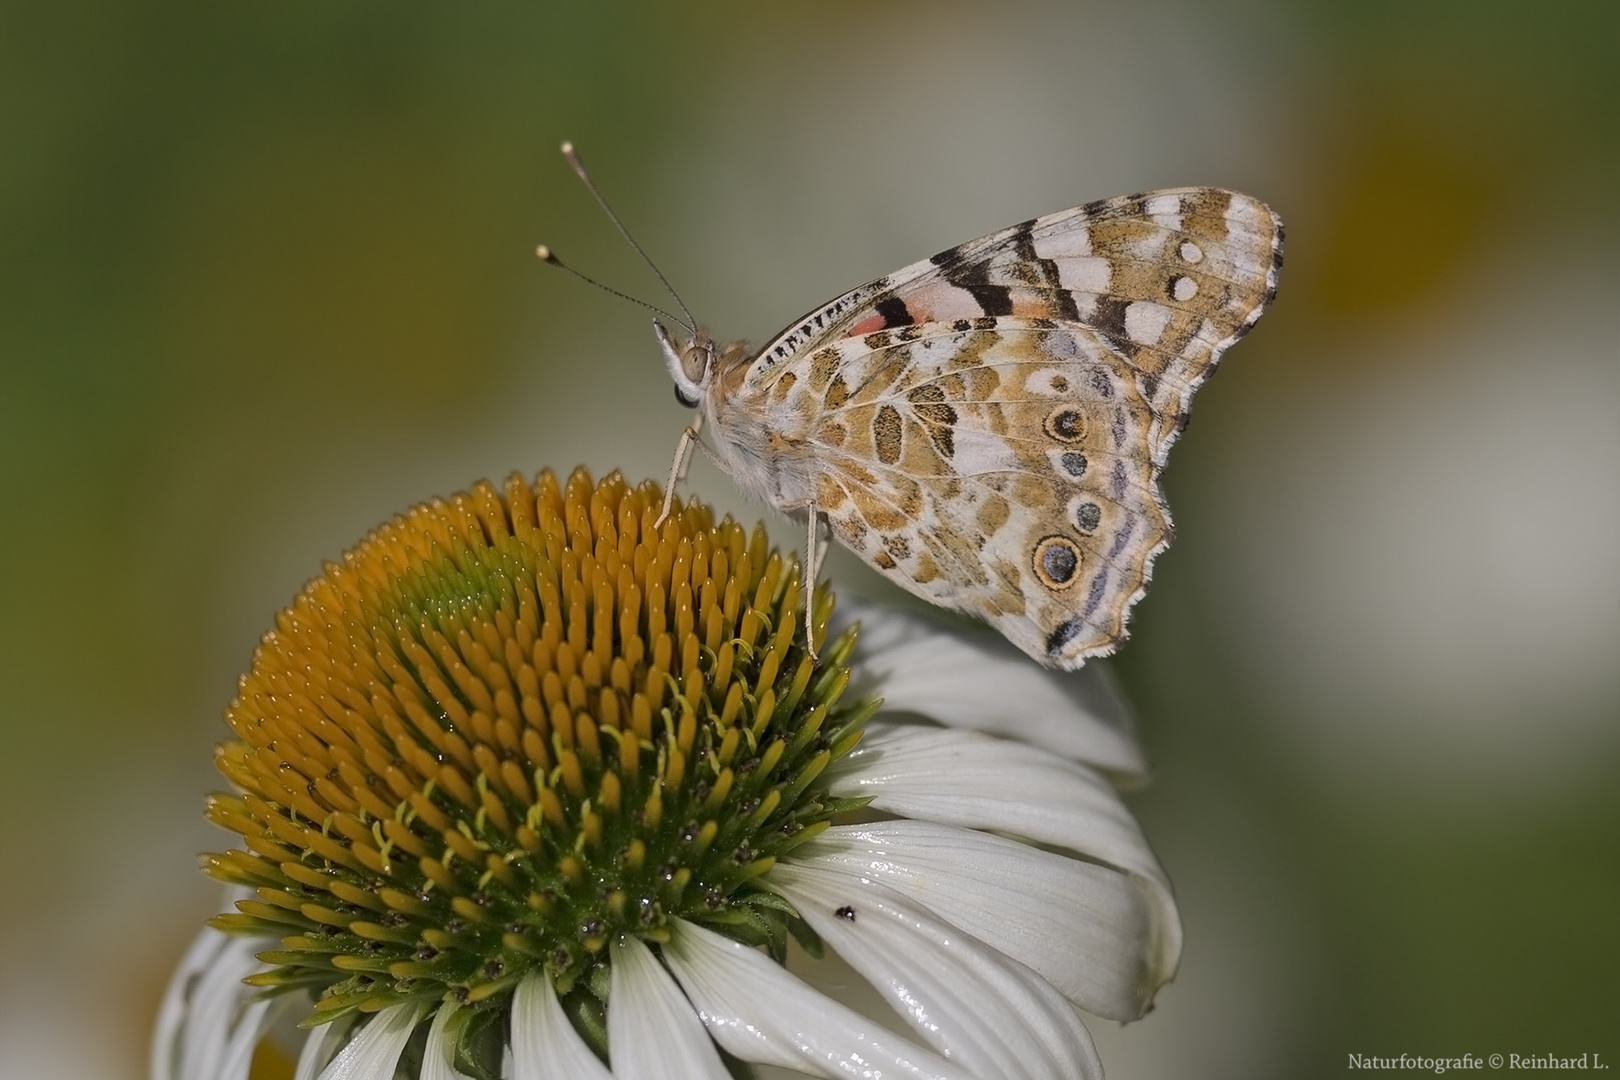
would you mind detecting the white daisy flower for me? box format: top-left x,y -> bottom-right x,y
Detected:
153,468 -> 1178,1080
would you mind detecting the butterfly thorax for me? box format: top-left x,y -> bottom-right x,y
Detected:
711,337 -> 754,398
701,338 -> 820,510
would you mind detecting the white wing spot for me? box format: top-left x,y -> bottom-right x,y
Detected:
1145,193 -> 1181,217
1178,241 -> 1203,263
1172,276 -> 1198,301
1055,255 -> 1110,293
952,427 -> 1022,474
1032,228 -> 1093,259
1124,301 -> 1173,346
1226,197 -> 1262,227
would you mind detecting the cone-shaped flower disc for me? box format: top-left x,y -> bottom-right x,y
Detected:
200,469 -> 870,1074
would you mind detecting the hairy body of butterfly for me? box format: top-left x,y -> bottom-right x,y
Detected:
657,188 -> 1283,669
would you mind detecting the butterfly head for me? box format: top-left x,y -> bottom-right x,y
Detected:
654,319 -> 716,408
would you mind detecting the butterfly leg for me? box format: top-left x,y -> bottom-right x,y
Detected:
655,413 -> 705,527
802,502 -> 824,661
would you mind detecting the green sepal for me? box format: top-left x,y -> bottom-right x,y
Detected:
451,1005 -> 507,1080
559,985 -> 609,1061
787,914 -> 824,959
736,888 -> 800,919
823,794 -> 874,816
583,959 -> 612,1001
704,898 -> 790,960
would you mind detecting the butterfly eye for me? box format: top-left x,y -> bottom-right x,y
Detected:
681,343 -> 711,384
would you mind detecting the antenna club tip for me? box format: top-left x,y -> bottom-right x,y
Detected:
535,244 -> 554,261
559,140 -> 574,155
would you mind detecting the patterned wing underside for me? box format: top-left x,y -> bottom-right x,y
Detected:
767,322 -> 1166,663
745,188 -> 1282,667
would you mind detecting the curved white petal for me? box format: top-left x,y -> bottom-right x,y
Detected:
661,919 -> 971,1080
316,1002 -> 426,1080
608,936 -> 730,1080
207,995 -> 273,1080
794,821 -> 1156,1021
769,862 -> 1102,1080
293,1021 -> 350,1080
836,598 -> 1146,775
152,923 -> 213,1080
151,922 -> 228,1080
152,922 -> 275,1080
420,1005 -> 477,1080
509,974 -> 612,1080
829,720 -> 1181,996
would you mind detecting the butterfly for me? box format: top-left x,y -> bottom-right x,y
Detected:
647,188 -> 1283,669
545,160 -> 1282,669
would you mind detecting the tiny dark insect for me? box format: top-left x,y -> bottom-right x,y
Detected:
834,905 -> 856,921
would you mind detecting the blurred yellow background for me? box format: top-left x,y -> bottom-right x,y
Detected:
1,1 -> 1613,1077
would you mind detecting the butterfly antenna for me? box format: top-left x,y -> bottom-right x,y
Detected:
560,141 -> 697,332
534,245 -> 690,329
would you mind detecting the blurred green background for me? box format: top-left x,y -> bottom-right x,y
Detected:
1,1 -> 1614,1077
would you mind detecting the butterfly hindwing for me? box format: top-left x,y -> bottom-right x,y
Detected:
764,319 -> 1167,664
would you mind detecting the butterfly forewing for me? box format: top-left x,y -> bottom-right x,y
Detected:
716,188 -> 1281,668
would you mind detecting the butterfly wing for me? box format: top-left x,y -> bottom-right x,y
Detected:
733,188 -> 1282,668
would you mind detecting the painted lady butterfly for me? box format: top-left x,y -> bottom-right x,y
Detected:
548,154 -> 1282,668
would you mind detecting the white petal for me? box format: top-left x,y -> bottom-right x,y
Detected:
317,1002 -> 426,1080
150,922 -> 227,1080
661,918 -> 970,1080
795,821 -> 1156,1021
835,598 -> 1146,775
206,996 -> 273,1080
293,1021 -> 350,1080
608,936 -> 730,1080
420,1005 -> 478,1080
153,923 -> 275,1080
509,974 -> 613,1080
768,862 -> 1102,1080
829,720 -> 1181,999
152,925 -> 211,1079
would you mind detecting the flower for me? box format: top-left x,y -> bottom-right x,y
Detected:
152,468 -> 1179,1080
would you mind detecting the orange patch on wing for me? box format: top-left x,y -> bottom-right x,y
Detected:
816,418 -> 848,448
815,474 -> 847,511
1012,474 -> 1054,507
809,348 -> 841,391
850,487 -> 907,532
976,494 -> 1010,536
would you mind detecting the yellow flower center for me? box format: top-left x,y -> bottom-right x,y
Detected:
201,468 -> 872,1066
